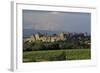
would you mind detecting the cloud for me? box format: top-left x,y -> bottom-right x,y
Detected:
23,10 -> 91,33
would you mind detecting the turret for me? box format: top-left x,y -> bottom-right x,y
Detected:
35,33 -> 40,40
59,32 -> 65,40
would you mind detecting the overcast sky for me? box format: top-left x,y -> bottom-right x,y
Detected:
23,10 -> 91,33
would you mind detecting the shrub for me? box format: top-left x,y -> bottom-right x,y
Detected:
48,51 -> 66,61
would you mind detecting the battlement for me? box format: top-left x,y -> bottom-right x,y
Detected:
24,32 -> 66,42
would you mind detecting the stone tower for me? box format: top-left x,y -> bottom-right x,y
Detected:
35,33 -> 40,40
59,32 -> 65,40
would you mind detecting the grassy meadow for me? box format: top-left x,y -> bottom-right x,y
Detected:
23,49 -> 91,62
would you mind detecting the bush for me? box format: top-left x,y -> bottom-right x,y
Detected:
31,42 -> 45,51
23,42 -> 32,51
48,51 -> 66,61
23,39 -> 91,51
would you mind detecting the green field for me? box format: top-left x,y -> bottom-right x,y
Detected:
23,49 -> 91,62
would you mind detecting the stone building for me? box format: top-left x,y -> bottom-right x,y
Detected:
24,32 -> 66,42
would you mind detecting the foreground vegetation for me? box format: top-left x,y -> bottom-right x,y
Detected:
23,49 -> 91,62
23,40 -> 90,51
23,32 -> 91,62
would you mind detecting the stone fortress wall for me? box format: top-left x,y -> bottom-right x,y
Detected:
24,32 -> 66,42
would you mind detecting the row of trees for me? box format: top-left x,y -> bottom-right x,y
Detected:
23,39 -> 90,51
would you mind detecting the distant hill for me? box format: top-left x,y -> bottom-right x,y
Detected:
23,29 -> 90,37
23,29 -> 61,37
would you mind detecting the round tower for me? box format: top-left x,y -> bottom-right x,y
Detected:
59,32 -> 65,40
35,33 -> 40,40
